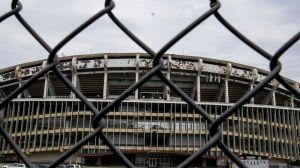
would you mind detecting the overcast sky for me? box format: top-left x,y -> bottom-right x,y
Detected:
0,0 -> 299,81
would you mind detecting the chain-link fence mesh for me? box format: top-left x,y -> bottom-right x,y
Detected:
0,0 -> 299,167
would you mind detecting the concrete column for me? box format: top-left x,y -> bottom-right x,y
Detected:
271,81 -> 279,106
15,65 -> 30,98
225,63 -> 232,103
103,55 -> 108,99
135,54 -> 140,100
290,94 -> 295,107
16,66 -> 22,99
197,58 -> 203,102
70,57 -> 78,98
290,82 -> 299,107
42,61 -> 49,98
250,68 -> 258,104
42,61 -> 55,98
166,55 -> 172,101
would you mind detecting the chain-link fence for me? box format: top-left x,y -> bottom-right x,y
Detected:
0,0 -> 299,167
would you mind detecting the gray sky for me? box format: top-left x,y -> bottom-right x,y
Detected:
0,0 -> 299,81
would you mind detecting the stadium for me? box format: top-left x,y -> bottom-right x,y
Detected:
0,53 -> 299,167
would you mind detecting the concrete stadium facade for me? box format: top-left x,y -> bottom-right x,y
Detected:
0,53 -> 299,167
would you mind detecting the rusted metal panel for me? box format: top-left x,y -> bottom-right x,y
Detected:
57,61 -> 71,71
230,68 -> 252,80
203,63 -> 226,75
140,58 -> 153,68
107,58 -> 136,68
77,59 -> 103,69
171,60 -> 197,71
0,65 -> 43,82
139,58 -> 168,68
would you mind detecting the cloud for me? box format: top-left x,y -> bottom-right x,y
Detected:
0,0 -> 299,81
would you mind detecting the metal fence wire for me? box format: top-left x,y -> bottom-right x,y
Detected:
0,0 -> 299,167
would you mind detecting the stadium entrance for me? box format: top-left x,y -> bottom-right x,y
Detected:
135,154 -> 170,167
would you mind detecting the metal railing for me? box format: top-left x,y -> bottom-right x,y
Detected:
0,0 -> 299,167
